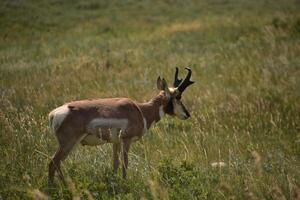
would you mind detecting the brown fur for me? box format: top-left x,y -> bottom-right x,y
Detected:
48,93 -> 170,184
48,75 -> 192,185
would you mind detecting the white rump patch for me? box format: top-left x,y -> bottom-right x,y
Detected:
159,106 -> 165,118
87,118 -> 128,131
49,104 -> 70,133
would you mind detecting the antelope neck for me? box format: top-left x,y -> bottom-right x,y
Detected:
137,95 -> 165,129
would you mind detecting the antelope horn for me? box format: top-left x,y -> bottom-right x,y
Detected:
173,67 -> 183,87
177,67 -> 194,93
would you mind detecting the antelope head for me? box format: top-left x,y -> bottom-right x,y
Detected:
157,67 -> 194,120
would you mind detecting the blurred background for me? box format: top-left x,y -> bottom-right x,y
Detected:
0,0 -> 300,199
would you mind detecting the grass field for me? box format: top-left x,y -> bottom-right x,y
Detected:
1,0 -> 300,199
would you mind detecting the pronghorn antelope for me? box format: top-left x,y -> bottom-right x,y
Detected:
48,67 -> 194,184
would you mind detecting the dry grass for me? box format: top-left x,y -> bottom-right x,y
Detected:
0,0 -> 300,199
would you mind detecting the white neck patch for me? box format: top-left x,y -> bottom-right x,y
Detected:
159,106 -> 165,119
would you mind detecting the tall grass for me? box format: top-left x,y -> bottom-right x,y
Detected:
0,0 -> 300,199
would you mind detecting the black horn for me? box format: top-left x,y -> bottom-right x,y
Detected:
177,67 -> 194,93
173,67 -> 183,87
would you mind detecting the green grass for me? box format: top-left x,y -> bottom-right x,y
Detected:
1,0 -> 300,199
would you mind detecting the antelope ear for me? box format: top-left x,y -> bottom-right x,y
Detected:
161,78 -> 171,98
157,77 -> 170,95
157,76 -> 163,90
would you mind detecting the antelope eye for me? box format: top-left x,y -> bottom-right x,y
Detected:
175,95 -> 181,100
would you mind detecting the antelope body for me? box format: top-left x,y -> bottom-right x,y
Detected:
48,67 -> 194,184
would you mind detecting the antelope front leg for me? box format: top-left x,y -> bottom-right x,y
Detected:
121,139 -> 131,179
113,142 -> 121,173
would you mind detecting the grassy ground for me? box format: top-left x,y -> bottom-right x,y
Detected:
1,0 -> 300,199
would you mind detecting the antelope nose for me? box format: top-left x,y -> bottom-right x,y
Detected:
186,111 -> 191,118
186,111 -> 190,118
184,112 -> 190,119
